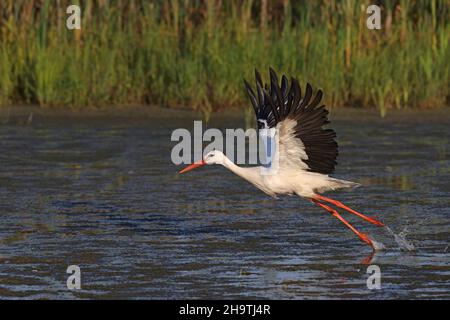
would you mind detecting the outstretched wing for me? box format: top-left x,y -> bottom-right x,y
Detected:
244,68 -> 338,175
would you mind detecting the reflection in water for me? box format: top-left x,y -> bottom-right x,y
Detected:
0,112 -> 449,299
361,250 -> 377,265
361,174 -> 415,191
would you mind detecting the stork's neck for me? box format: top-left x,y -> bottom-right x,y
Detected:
222,156 -> 245,176
221,156 -> 263,185
221,155 -> 277,198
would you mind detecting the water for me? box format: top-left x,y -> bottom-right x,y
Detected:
0,109 -> 449,299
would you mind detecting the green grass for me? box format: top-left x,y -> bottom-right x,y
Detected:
0,0 -> 449,118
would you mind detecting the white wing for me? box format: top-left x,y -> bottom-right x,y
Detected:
245,68 -> 338,175
276,118 -> 309,171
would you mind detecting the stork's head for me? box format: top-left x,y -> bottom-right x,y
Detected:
179,150 -> 225,174
204,149 -> 225,165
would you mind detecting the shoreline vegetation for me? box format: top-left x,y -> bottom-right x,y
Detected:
3,104 -> 450,123
0,1 -> 449,119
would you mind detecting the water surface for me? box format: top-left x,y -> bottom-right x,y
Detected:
0,109 -> 449,299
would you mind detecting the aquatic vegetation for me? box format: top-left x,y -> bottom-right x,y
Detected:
0,0 -> 448,116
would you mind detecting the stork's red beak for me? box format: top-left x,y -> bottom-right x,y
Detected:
179,160 -> 206,174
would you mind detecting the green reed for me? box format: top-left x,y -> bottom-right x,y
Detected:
0,0 -> 448,117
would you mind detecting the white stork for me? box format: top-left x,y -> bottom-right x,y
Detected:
179,68 -> 384,249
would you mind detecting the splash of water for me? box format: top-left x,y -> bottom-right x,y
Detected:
384,226 -> 415,251
371,239 -> 386,251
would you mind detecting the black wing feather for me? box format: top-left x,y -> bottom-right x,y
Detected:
243,68 -> 338,174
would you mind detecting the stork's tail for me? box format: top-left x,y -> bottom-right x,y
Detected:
318,178 -> 361,193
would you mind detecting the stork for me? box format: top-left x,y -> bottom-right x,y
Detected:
179,68 -> 384,249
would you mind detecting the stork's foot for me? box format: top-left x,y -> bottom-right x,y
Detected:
364,217 -> 384,227
359,233 -> 374,248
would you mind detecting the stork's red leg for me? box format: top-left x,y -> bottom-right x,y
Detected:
312,199 -> 374,248
314,194 -> 384,227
